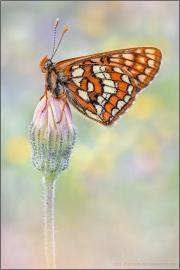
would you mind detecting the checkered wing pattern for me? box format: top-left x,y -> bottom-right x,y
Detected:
57,47 -> 162,125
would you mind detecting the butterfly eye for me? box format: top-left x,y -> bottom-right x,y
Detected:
44,59 -> 53,69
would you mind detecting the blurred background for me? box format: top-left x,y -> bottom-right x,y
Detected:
1,1 -> 179,269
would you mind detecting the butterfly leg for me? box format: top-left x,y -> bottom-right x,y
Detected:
56,94 -> 67,124
40,84 -> 48,100
40,85 -> 48,112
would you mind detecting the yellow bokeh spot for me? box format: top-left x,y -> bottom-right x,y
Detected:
72,141 -> 115,179
6,136 -> 31,164
72,144 -> 94,173
128,95 -> 156,120
137,133 -> 160,155
76,2 -> 107,37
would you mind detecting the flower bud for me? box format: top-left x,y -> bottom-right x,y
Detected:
29,94 -> 76,181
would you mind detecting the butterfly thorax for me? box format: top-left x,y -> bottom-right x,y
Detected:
40,56 -> 67,98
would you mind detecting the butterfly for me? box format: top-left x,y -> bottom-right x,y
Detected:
39,18 -> 162,126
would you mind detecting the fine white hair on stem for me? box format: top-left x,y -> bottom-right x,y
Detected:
42,176 -> 57,269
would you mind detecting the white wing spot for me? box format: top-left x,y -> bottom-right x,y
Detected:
86,110 -> 101,121
144,68 -> 152,75
139,57 -> 146,64
110,58 -> 119,63
146,54 -> 156,60
124,95 -> 131,103
93,65 -> 106,73
72,67 -> 84,77
121,74 -> 130,84
108,116 -> 113,123
78,90 -> 90,102
122,53 -> 134,60
138,74 -> 147,83
145,48 -> 156,54
148,59 -> 155,68
103,79 -> 115,88
96,72 -> 111,79
137,65 -> 144,71
112,54 -> 119,57
136,48 -> 142,53
117,100 -> 126,110
127,85 -> 133,95
88,82 -> 94,92
95,104 -> 103,116
104,85 -> 117,94
71,65 -> 79,70
97,96 -> 106,106
72,77 -> 82,87
92,57 -> 101,62
102,93 -> 111,100
125,60 -> 133,67
113,67 -> 123,74
112,108 -> 119,117
104,73 -> 111,79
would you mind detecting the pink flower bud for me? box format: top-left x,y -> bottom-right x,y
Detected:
29,94 -> 76,180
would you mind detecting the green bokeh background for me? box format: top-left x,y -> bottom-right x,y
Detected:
1,1 -> 179,269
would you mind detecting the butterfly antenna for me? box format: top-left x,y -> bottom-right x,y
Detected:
51,18 -> 59,59
51,18 -> 69,60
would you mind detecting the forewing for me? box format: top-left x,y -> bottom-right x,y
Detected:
106,47 -> 162,91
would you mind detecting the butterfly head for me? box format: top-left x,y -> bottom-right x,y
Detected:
39,55 -> 53,73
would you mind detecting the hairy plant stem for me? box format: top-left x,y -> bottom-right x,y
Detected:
42,176 -> 56,269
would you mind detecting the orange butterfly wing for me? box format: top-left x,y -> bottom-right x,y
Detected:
55,47 -> 162,125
